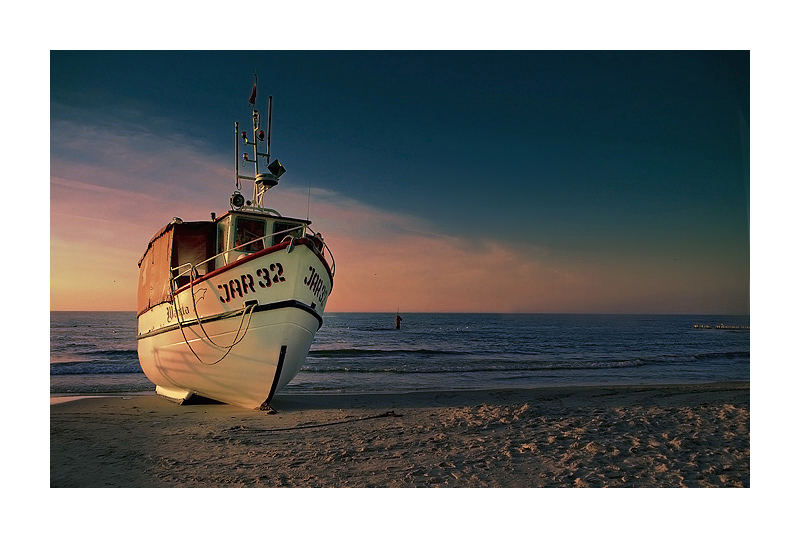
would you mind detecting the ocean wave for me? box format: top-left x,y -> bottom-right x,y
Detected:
76,348 -> 137,357
300,359 -> 645,374
50,349 -> 138,362
50,361 -> 143,375
693,351 -> 750,361
308,348 -> 470,358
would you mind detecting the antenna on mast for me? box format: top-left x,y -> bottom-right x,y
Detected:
267,95 -> 273,163
307,181 -> 312,221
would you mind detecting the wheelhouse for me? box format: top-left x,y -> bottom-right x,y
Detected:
137,210 -> 314,316
216,211 -> 309,265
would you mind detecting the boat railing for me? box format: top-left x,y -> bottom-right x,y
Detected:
306,225 -> 335,278
320,235 -> 336,277
171,223 -> 334,286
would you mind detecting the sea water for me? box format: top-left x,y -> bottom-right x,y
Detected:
50,312 -> 750,397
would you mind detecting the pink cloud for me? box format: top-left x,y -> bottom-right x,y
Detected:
50,118 -> 748,313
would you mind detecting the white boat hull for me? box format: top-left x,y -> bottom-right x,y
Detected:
137,240 -> 331,408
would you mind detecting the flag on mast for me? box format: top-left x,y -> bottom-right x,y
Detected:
248,74 -> 257,106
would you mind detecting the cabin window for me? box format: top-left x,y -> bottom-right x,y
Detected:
217,218 -> 230,256
235,217 -> 266,252
273,221 -> 303,246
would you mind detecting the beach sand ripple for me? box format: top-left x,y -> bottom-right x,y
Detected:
50,382 -> 749,487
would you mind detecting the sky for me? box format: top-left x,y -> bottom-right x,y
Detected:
50,50 -> 749,314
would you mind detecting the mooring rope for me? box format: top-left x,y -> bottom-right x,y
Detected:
226,411 -> 404,433
171,266 -> 256,365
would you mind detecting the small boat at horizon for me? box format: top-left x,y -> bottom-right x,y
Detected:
136,81 -> 334,409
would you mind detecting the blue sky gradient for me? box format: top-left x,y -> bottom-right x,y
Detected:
50,50 -> 749,313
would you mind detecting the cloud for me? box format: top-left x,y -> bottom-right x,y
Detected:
282,191 -> 595,312
50,115 -> 748,313
298,192 -> 748,314
49,115 -> 238,311
51,112 -> 231,202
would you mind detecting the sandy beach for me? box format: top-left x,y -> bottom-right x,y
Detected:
50,382 -> 748,487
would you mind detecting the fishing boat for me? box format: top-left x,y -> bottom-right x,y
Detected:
136,84 -> 334,409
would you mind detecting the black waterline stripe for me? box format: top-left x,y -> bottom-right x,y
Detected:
137,300 -> 323,340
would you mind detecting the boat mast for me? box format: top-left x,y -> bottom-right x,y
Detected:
267,95 -> 273,167
232,85 -> 284,209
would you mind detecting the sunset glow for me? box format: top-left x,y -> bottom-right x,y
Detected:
50,51 -> 749,314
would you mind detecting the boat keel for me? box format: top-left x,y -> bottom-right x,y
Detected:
155,385 -> 194,404
260,344 -> 287,411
